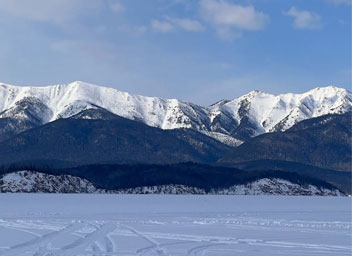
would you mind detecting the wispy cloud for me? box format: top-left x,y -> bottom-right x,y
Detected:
151,19 -> 174,33
151,17 -> 204,33
199,0 -> 269,40
284,7 -> 322,30
166,17 -> 205,31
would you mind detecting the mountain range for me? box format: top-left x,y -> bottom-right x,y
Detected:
1,81 -> 351,144
0,81 -> 351,195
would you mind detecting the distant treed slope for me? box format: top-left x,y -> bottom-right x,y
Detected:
0,81 -> 350,142
227,159 -> 352,194
219,113 -> 352,171
2,163 -> 341,194
0,109 -> 231,166
0,170 -> 343,196
0,171 -> 98,193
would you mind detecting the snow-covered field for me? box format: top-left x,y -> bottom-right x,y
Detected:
0,195 -> 350,256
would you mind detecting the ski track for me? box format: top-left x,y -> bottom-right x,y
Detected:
0,222 -> 84,256
0,217 -> 350,255
4,226 -> 42,238
187,243 -> 223,256
91,242 -> 102,256
121,225 -> 169,256
104,235 -> 115,253
47,223 -> 116,256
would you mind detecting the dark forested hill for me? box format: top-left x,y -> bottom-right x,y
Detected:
219,113 -> 352,171
0,109 -> 231,166
222,159 -> 351,194
1,162 -> 341,193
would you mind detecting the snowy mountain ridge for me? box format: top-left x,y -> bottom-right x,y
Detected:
0,171 -> 343,196
0,81 -> 351,142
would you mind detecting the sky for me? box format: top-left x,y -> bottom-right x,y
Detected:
0,0 -> 350,105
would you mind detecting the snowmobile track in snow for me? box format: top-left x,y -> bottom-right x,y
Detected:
48,223 -> 116,256
0,195 -> 350,256
0,222 -> 84,256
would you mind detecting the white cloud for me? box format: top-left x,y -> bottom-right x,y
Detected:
199,0 -> 269,30
166,17 -> 205,31
152,17 -> 204,33
0,0 -> 101,24
154,0 -> 267,38
199,0 -> 269,40
151,20 -> 174,33
284,7 -> 322,30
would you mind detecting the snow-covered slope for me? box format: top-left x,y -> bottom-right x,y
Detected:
213,178 -> 343,196
114,179 -> 343,196
0,81 -> 351,143
0,171 -> 100,193
0,171 -> 343,195
209,87 -> 352,139
0,81 -> 209,129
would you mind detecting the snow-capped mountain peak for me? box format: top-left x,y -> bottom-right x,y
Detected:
208,85 -> 352,137
0,81 -> 196,129
0,81 -> 350,144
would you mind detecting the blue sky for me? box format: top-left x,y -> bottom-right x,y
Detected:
0,0 -> 350,104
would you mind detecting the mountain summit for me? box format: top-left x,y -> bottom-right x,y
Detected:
0,81 -> 351,143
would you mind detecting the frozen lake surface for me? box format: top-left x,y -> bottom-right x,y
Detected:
0,194 -> 350,256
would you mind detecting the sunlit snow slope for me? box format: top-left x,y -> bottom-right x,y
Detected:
0,81 -> 350,142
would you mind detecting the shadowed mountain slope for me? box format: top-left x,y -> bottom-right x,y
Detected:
222,159 -> 351,194
0,109 -> 231,166
219,113 -> 352,171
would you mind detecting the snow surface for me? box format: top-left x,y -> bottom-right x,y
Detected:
0,81 -> 350,142
0,171 -> 343,196
0,194 -> 350,255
